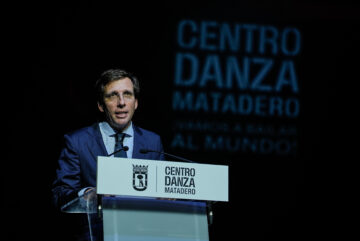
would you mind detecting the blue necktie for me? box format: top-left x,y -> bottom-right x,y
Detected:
114,133 -> 127,158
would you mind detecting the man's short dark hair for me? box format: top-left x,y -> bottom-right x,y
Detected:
95,69 -> 140,106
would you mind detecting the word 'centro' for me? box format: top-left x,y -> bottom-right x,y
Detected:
177,20 -> 301,56
165,166 -> 196,176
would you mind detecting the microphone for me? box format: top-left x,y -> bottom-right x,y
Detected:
107,146 -> 129,157
139,149 -> 196,163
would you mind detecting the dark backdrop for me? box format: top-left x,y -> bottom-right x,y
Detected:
4,1 -> 358,240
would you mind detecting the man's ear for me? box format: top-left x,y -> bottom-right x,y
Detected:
97,102 -> 104,112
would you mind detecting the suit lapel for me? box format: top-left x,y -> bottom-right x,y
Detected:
88,123 -> 108,157
132,125 -> 144,159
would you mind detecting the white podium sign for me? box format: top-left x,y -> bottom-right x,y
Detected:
97,157 -> 228,202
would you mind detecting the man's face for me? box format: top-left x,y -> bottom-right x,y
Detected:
98,77 -> 138,131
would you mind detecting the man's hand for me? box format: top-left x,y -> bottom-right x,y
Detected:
83,187 -> 96,201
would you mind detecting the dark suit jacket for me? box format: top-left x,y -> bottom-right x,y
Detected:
52,123 -> 165,208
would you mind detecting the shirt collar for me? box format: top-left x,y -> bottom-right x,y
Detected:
100,121 -> 133,137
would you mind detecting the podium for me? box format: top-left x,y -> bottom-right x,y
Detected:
61,157 -> 228,241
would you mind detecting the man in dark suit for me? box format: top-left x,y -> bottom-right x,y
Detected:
52,69 -> 165,239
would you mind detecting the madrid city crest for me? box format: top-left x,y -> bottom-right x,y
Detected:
132,164 -> 148,191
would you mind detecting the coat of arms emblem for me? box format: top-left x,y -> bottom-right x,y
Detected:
132,165 -> 148,191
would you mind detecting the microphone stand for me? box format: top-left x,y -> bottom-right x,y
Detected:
107,146 -> 129,157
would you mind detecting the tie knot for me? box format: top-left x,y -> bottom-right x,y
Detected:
115,132 -> 126,143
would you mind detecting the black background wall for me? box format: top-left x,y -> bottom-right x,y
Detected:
4,1 -> 358,240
